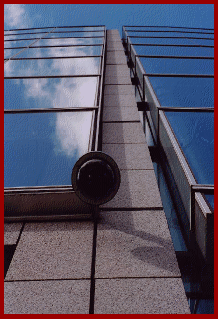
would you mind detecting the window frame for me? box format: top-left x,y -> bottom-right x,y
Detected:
4,25 -> 107,221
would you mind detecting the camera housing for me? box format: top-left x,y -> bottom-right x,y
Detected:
71,151 -> 121,205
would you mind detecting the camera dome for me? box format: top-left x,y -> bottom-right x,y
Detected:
71,152 -> 121,205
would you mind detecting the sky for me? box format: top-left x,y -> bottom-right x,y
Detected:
4,4 -> 214,33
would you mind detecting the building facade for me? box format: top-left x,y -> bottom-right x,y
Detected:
4,26 -> 214,314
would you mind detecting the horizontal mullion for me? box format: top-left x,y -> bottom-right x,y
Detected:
4,30 -> 104,37
192,184 -> 214,189
129,35 -> 214,40
4,107 -> 98,114
5,35 -> 104,42
4,74 -> 101,80
137,54 -> 214,60
160,107 -> 214,112
192,184 -> 214,195
132,43 -> 214,48
124,25 -> 214,31
126,29 -> 214,35
5,55 -> 102,61
4,25 -> 105,32
4,44 -> 103,50
144,73 -> 214,78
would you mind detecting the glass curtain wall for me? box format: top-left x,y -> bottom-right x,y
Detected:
4,25 -> 106,220
122,25 -> 214,314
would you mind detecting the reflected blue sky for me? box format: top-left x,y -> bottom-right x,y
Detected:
166,112 -> 214,185
128,24 -> 214,189
136,45 -> 214,57
131,37 -> 214,46
149,77 -> 214,108
4,56 -> 100,77
141,57 -> 213,75
4,112 -> 93,187
4,77 -> 98,110
4,26 -> 101,188
205,194 -> 214,210
6,45 -> 102,59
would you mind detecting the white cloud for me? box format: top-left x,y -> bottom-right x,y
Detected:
54,112 -> 93,158
7,39 -> 100,158
4,4 -> 26,28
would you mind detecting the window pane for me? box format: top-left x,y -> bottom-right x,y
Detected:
4,57 -> 100,77
4,48 -> 25,59
4,33 -> 45,40
46,31 -> 104,38
4,39 -> 37,48
205,194 -> 214,210
125,26 -> 214,33
4,28 -> 55,35
56,26 -> 105,32
135,45 -> 214,57
4,77 -> 98,110
31,37 -> 103,47
166,112 -> 214,184
131,37 -> 214,46
4,111 -> 93,187
128,31 -> 214,39
148,77 -> 214,108
140,57 -> 214,75
16,45 -> 102,58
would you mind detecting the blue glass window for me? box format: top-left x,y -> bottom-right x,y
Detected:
140,57 -> 213,75
205,194 -> 214,210
135,45 -> 214,57
4,111 -> 93,188
166,111 -> 214,184
45,31 -> 104,38
31,37 -> 103,47
148,77 -> 214,108
4,57 -> 100,77
4,77 -> 98,110
131,37 -> 214,46
16,45 -> 102,58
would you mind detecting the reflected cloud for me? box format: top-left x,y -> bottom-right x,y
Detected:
5,37 -> 100,158
4,4 -> 25,28
54,112 -> 92,158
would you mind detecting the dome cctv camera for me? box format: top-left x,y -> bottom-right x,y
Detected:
71,151 -> 121,205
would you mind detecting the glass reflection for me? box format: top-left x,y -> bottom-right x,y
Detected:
141,57 -> 214,75
32,37 -> 103,47
4,39 -> 37,48
4,48 -> 25,59
166,112 -> 214,184
4,28 -> 55,35
136,45 -> 214,57
127,31 -> 214,39
4,111 -> 93,187
16,45 -> 102,58
4,77 -> 98,110
131,37 -> 214,46
46,31 -> 104,38
148,77 -> 214,108
126,26 -> 214,33
56,26 -> 105,32
4,57 -> 100,77
205,194 -> 214,210
4,33 -> 45,40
